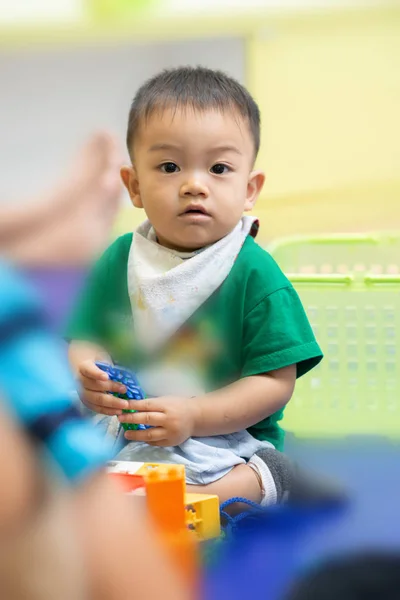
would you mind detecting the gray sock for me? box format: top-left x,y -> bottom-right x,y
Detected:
253,447 -> 347,507
254,448 -> 293,502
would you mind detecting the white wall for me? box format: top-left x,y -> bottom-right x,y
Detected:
0,37 -> 244,202
0,0 -> 83,25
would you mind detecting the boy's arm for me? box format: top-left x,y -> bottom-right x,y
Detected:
191,365 -> 296,437
121,365 -> 296,446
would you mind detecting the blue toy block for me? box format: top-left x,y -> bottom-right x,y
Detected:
95,362 -> 150,431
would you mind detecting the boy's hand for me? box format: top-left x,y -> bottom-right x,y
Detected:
78,360 -> 129,416
119,397 -> 197,446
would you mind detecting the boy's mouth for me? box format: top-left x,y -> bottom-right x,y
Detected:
180,203 -> 210,217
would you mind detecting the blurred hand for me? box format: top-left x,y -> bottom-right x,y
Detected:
0,408 -> 191,600
119,396 -> 196,446
75,474 -> 192,600
78,359 -> 128,416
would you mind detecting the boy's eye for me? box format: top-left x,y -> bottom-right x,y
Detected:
210,163 -> 230,175
160,162 -> 180,173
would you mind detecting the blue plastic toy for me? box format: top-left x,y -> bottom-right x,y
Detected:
95,361 -> 150,431
0,260 -> 112,483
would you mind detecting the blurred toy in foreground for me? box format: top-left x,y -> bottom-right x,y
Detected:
107,460 -> 221,541
107,460 -> 222,587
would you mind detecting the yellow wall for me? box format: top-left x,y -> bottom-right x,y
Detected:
248,8 -> 400,242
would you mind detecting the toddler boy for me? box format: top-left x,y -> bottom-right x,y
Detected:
67,67 -> 323,506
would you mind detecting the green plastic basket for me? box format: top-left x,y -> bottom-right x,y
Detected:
268,234 -> 400,439
269,233 -> 400,277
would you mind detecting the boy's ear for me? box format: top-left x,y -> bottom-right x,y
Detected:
244,170 -> 265,212
120,165 -> 142,208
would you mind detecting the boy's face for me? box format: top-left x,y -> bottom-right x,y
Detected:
121,107 -> 264,251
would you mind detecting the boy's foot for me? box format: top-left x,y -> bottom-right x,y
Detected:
251,448 -> 347,509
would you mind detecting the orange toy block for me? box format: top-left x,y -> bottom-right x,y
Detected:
140,463 -> 198,589
141,464 -> 187,533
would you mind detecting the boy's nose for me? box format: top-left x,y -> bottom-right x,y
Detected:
180,177 -> 209,198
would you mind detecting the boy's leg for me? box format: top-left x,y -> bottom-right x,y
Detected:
187,464 -> 262,507
187,449 -> 345,510
251,448 -> 346,507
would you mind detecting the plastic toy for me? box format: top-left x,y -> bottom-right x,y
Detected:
137,463 -> 198,587
95,361 -> 150,431
106,461 -> 221,541
108,471 -> 145,494
185,493 -> 221,541
144,464 -> 187,532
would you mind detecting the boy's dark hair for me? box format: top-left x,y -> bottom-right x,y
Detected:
126,66 -> 260,158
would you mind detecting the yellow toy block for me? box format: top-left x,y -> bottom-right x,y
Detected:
185,493 -> 221,541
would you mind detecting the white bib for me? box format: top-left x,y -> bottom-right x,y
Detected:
127,216 -> 258,352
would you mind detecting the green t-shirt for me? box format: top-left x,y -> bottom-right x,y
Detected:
66,233 -> 322,450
